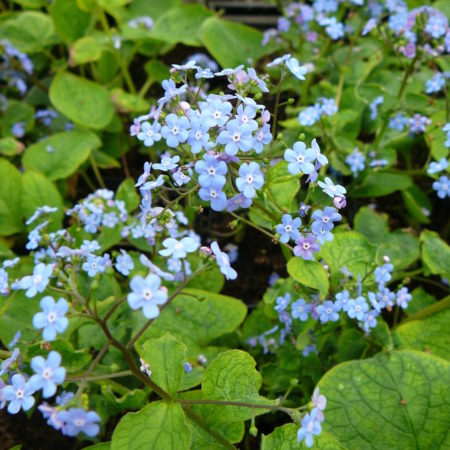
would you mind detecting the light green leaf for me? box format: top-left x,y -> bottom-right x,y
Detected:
0,11 -> 57,52
199,17 -> 273,68
50,0 -> 91,43
135,289 -> 247,359
116,178 -> 140,212
111,402 -> 191,450
110,88 -> 150,113
0,158 -> 23,235
318,351 -> 450,449
0,137 -> 24,156
287,258 -> 329,297
22,171 -> 64,230
70,36 -> 102,65
151,5 -> 213,47
50,72 -> 114,129
22,130 -> 101,180
406,287 -> 435,315
141,334 -> 186,395
318,231 -> 375,284
353,172 -> 412,197
261,424 -> 346,450
0,100 -> 34,138
401,185 -> 432,224
394,309 -> 450,360
266,161 -> 299,210
420,230 -> 450,278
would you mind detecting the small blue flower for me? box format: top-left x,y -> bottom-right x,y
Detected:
56,408 -> 101,437
346,148 -> 365,175
396,287 -> 412,309
236,162 -> 264,199
33,296 -> 69,341
369,96 -> 383,120
432,175 -> 449,199
311,207 -> 341,232
159,237 -> 199,259
425,72 -> 447,94
389,112 -> 408,131
82,255 -> 107,277
3,374 -> 35,414
217,119 -> 254,156
362,309 -> 379,332
199,99 -> 232,127
284,142 -> 315,175
199,183 -> 228,211
427,158 -> 448,175
127,274 -> 168,319
226,193 -> 252,212
115,250 -> 134,276
173,169 -> 191,186
317,301 -> 339,323
161,114 -> 190,148
409,114 -> 430,134
195,154 -> 227,188
236,104 -> 258,130
291,298 -> 309,321
274,293 -> 291,312
374,263 -> 393,285
153,155 -> 180,172
160,79 -> 187,104
136,121 -> 161,146
335,290 -> 351,312
211,241 -> 237,280
297,408 -> 322,447
187,116 -> 213,154
29,351 -> 66,398
285,57 -> 307,80
311,387 -> 326,421
253,124 -> 272,153
319,98 -> 337,116
195,68 -> 214,79
425,14 -> 447,39
276,214 -> 301,243
0,268 -> 9,296
0,348 -> 20,376
347,296 -> 369,321
298,106 -> 321,126
322,17 -> 344,40
318,177 -> 346,199
16,263 -> 53,298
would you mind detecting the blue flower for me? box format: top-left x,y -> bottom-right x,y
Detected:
3,374 -> 36,414
153,155 -> 180,172
369,96 -> 383,120
127,274 -> 168,319
199,99 -> 232,127
293,234 -> 320,260
311,388 -> 326,421
335,290 -> 351,312
317,177 -> 346,198
276,214 -> 301,243
217,119 -> 254,156
317,301 -> 339,323
199,183 -> 228,211
115,250 -> 134,276
346,148 -> 365,175
226,193 -> 252,212
211,241 -> 237,280
322,17 -> 344,40
396,287 -> 412,309
29,351 -> 66,398
33,296 -> 69,341
362,309 -> 379,332
347,296 -> 369,321
426,73 -> 447,94
284,142 -> 315,175
236,104 -> 258,130
236,162 -> 264,199
274,293 -> 291,312
195,68 -> 214,79
298,106 -> 321,126
432,175 -> 449,199
0,268 -> 8,296
389,112 -> 408,131
187,116 -> 213,154
374,263 -> 393,285
297,408 -> 322,447
161,113 -> 190,147
267,53 -> 291,68
291,298 -> 309,321
82,255 -> 108,277
173,169 -> 191,186
160,79 -> 187,104
195,154 -> 227,188
16,263 -> 53,298
408,114 -> 430,134
136,121 -> 161,146
56,408 -> 101,437
135,162 -> 152,187
427,158 -> 448,175
285,57 -> 307,80
425,14 -> 447,39
311,207 -> 341,232
0,348 -> 20,376
319,98 -> 337,116
159,237 -> 199,259
253,124 -> 272,153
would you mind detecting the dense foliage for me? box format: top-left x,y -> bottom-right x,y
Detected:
0,0 -> 449,449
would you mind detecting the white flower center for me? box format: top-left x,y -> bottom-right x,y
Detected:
285,225 -> 292,232
16,388 -> 25,399
195,131 -> 202,140
47,312 -> 56,323
172,126 -> 179,135
210,190 -> 217,198
242,115 -> 248,123
174,242 -> 184,250
74,418 -> 86,428
34,274 -> 43,284
296,155 -> 304,163
355,305 -> 361,312
323,217 -> 329,223
303,243 -> 310,250
142,289 -> 153,300
208,167 -> 216,175
246,175 -> 253,184
232,132 -> 241,142
43,368 -> 53,379
213,111 -> 221,119
146,130 -> 153,137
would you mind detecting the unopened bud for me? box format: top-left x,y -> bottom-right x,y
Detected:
179,101 -> 190,113
383,255 -> 390,263
299,133 -> 306,140
198,354 -> 207,365
199,246 -> 212,256
249,425 -> 258,437
333,196 -> 346,209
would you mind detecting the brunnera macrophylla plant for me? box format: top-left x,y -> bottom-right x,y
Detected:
0,61 -> 352,448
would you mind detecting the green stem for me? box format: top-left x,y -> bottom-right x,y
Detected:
67,370 -> 132,382
89,154 -> 106,189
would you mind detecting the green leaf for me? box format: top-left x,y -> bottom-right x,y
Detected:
199,17 -> 273,68
261,424 -> 345,450
0,11 -> 57,52
116,178 -> 140,212
420,230 -> 450,278
406,287 -> 435,315
287,258 -> 329,297
401,185 -> 432,224
110,88 -> 150,113
70,36 -> 102,65
353,172 -> 412,197
318,350 -> 450,449
141,334 -> 186,395
394,309 -> 450,361
0,137 -> 24,156
202,350 -> 277,421
144,60 -> 170,86
0,158 -> 23,235
354,206 -> 389,241
50,72 -> 114,129
111,402 -> 191,450
0,100 -> 34,138
135,289 -> 247,359
22,130 -> 100,180
151,5 -> 213,47
50,0 -> 91,43
22,171 -> 64,230
318,231 -> 375,285
266,161 -> 299,210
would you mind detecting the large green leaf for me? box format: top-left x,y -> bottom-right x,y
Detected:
318,351 -> 450,449
266,161 -> 299,210
0,11 -> 57,52
394,309 -> 450,360
0,159 -> 23,236
151,5 -> 213,47
111,402 -> 191,450
353,172 -> 412,197
261,424 -> 345,450
199,17 -> 272,68
21,171 -> 64,230
287,258 -> 329,298
22,130 -> 101,180
141,334 -> 186,395
0,100 -> 34,138
420,230 -> 450,278
50,0 -> 91,43
49,72 -> 114,129
135,289 -> 247,359
318,231 -> 375,284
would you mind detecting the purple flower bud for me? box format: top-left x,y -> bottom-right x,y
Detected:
333,196 -> 346,209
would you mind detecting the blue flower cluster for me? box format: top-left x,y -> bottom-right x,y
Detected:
298,98 -> 338,127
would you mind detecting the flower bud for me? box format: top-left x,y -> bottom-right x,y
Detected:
383,255 -> 390,263
333,196 -> 346,209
